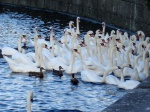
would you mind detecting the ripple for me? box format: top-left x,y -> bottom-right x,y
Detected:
0,5 -> 127,112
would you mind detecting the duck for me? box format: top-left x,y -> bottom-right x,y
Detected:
27,91 -> 33,112
71,73 -> 79,85
29,67 -> 45,78
52,66 -> 63,78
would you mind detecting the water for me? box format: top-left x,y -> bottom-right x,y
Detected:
0,5 -> 127,112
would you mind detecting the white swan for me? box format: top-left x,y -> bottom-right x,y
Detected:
117,65 -> 140,90
3,43 -> 45,72
1,34 -> 25,56
65,49 -> 82,74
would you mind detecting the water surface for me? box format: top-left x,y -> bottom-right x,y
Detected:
0,5 -> 127,112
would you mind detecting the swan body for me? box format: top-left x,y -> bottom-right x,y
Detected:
81,70 -> 102,83
4,56 -> 41,72
1,47 -> 18,55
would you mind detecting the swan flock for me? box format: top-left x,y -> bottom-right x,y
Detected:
2,17 -> 150,90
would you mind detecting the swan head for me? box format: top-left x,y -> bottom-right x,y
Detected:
50,26 -> 53,30
116,38 -> 121,43
74,49 -> 80,54
116,47 -> 120,52
145,37 -> 150,43
96,29 -> 100,34
69,21 -> 74,28
102,22 -> 105,27
58,40 -> 63,44
137,30 -> 145,37
120,63 -> 133,69
77,17 -> 80,22
87,30 -> 94,37
110,30 -> 115,35
100,42 -> 107,47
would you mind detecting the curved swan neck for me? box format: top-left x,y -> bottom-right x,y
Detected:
135,53 -> 143,68
102,66 -> 118,82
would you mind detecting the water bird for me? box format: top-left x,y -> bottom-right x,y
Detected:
29,67 -> 45,78
52,66 -> 63,78
71,74 -> 79,85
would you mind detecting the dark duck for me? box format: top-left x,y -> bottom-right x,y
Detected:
29,67 -> 45,78
71,74 -> 79,85
52,66 -> 63,78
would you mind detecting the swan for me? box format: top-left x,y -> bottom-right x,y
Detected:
3,43 -> 46,72
137,30 -> 145,42
27,91 -> 33,112
11,33 -> 41,67
122,47 -> 135,76
0,34 -> 26,56
65,49 -> 82,74
81,70 -> 103,83
132,57 -> 150,81
101,66 -> 121,85
30,28 -> 50,48
117,65 -> 140,90
43,35 -> 68,70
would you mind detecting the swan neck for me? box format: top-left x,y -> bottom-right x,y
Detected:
109,47 -> 115,67
76,19 -> 80,34
126,49 -> 131,64
135,53 -> 143,67
120,69 -> 124,82
27,92 -> 33,112
39,45 -> 46,68
102,66 -> 118,82
50,34 -> 54,57
70,51 -> 75,73
18,36 -> 22,53
34,37 -> 40,67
